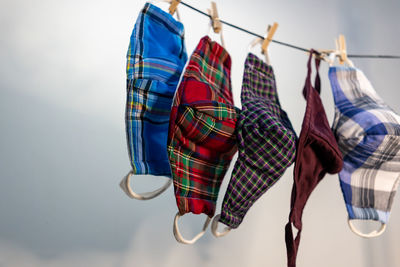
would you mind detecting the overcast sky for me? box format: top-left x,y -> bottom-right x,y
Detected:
1,0 -> 400,266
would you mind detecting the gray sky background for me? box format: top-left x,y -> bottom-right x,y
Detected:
0,0 -> 400,266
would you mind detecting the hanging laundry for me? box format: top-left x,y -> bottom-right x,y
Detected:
167,36 -> 238,242
120,3 -> 188,199
214,53 -> 297,231
285,50 -> 343,267
329,65 -> 400,237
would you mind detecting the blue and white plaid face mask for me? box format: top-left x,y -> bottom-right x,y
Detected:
120,3 -> 187,200
330,65 -> 400,237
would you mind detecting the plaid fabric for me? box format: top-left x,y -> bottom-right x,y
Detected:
330,66 -> 400,224
218,53 -> 297,228
167,36 -> 238,217
125,3 -> 187,176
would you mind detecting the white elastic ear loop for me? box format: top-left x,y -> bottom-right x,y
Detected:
263,49 -> 271,65
173,212 -> 211,244
348,219 -> 387,238
248,37 -> 262,52
328,51 -> 355,68
206,10 -> 225,49
346,58 -> 355,68
175,6 -> 181,22
119,170 -> 172,200
247,37 -> 270,65
205,13 -> 212,36
216,21 -> 225,49
248,35 -> 270,65
327,52 -> 336,67
211,214 -> 231,237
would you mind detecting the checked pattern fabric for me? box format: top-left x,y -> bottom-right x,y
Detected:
125,3 -> 187,176
219,53 -> 297,228
167,36 -> 238,218
330,66 -> 400,224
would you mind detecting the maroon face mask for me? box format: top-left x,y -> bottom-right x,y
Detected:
285,50 -> 343,267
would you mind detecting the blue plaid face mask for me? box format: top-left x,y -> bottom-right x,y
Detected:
330,65 -> 400,238
120,3 -> 188,200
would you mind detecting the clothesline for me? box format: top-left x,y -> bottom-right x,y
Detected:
179,1 -> 400,59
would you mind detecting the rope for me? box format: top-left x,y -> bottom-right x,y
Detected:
179,1 -> 400,59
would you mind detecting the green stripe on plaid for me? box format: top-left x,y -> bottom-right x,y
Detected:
167,36 -> 238,217
125,3 -> 187,176
219,53 -> 297,228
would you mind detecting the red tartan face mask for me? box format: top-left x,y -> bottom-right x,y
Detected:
167,36 -> 238,244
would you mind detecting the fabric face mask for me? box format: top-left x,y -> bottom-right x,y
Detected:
168,36 -> 238,244
329,65 -> 400,238
285,51 -> 343,267
120,3 -> 188,200
211,53 -> 297,236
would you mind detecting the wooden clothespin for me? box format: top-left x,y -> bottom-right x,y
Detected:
261,22 -> 279,55
210,1 -> 222,33
315,34 -> 353,66
314,49 -> 334,62
169,0 -> 181,15
337,34 -> 348,64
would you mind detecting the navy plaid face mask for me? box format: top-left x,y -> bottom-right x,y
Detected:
212,53 -> 297,236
